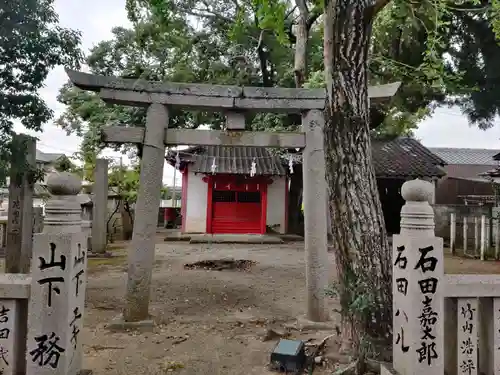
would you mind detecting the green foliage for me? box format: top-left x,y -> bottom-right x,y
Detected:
108,163 -> 141,204
326,267 -> 380,354
0,0 -> 82,184
53,156 -> 78,173
58,0 -> 500,155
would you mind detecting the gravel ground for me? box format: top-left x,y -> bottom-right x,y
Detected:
79,240 -> 500,375
82,240 -> 340,375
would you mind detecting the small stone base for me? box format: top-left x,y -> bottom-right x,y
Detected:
87,251 -> 114,259
286,315 -> 336,331
79,369 -> 93,375
105,314 -> 155,332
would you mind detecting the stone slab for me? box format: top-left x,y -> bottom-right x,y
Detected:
105,315 -> 155,332
189,234 -> 284,244
284,316 -> 336,332
444,275 -> 500,297
279,234 -> 304,242
0,274 -> 31,299
86,252 -> 115,259
163,232 -> 191,242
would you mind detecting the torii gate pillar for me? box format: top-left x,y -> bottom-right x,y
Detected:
123,103 -> 167,323
302,110 -> 329,321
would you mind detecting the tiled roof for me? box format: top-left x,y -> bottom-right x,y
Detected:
428,147 -> 499,166
169,146 -> 286,176
36,150 -> 65,164
169,137 -> 444,178
372,137 -> 446,178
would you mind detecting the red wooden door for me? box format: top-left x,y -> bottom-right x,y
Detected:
210,180 -> 263,234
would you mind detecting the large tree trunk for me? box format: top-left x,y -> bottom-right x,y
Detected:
323,0 -> 392,357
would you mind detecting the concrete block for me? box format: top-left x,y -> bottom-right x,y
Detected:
0,274 -> 31,300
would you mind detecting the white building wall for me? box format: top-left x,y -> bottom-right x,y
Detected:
266,176 -> 287,234
185,172 -> 208,233
184,173 -> 287,234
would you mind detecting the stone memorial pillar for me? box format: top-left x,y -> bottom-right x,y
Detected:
450,213 -> 456,255
26,172 -> 88,375
91,159 -> 108,254
6,134 -> 36,274
392,179 -> 444,375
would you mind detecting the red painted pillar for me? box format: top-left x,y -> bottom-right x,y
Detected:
206,176 -> 214,233
260,183 -> 268,235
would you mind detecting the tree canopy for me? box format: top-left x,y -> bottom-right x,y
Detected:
0,0 -> 82,183
57,0 -> 500,159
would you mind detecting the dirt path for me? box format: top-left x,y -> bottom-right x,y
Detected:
82,241 -> 340,375
81,241 -> 500,375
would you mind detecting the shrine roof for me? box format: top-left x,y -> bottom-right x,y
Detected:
167,146 -> 287,176
167,137 -> 445,179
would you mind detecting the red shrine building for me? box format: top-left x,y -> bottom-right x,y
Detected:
167,146 -> 288,235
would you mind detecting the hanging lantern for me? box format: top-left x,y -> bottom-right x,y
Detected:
250,158 -> 257,177
210,157 -> 217,174
175,150 -> 181,169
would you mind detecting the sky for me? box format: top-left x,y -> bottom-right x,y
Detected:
13,0 -> 500,186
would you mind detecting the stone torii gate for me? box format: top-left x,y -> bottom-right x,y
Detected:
65,69 -> 400,326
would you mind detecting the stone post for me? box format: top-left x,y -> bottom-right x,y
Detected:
26,172 -> 88,375
6,134 -> 35,273
495,218 -> 500,260
463,217 -> 468,255
392,179 -> 444,375
480,215 -> 487,261
474,216 -> 480,256
0,218 -> 7,254
301,109 -> 329,322
123,103 -> 167,323
450,213 -> 456,255
91,159 -> 108,254
32,207 -> 44,234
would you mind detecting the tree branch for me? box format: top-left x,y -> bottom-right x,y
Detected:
306,8 -> 322,29
371,0 -> 392,18
295,0 -> 308,15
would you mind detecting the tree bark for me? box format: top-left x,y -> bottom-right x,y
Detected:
121,201 -> 134,240
293,0 -> 308,87
323,0 -> 392,354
